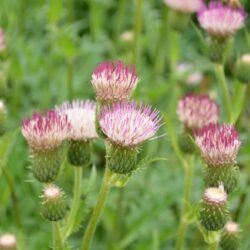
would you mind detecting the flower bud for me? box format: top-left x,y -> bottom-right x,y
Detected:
68,140 -> 91,167
0,234 -> 16,250
21,111 -> 70,183
199,187 -> 228,231
178,132 -> 196,154
220,221 -> 241,250
41,185 -> 67,221
205,37 -> 231,63
107,143 -> 138,174
204,165 -> 239,193
55,100 -> 98,167
235,54 -> 250,84
99,101 -> 161,174
31,146 -> 64,183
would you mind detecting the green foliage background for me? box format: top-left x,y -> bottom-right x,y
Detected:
0,0 -> 250,249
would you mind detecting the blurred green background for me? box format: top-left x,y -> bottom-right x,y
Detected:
0,0 -> 250,249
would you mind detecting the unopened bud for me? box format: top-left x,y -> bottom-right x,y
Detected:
220,221 -> 241,250
107,143 -> 138,175
235,54 -> 250,84
41,185 -> 67,221
204,165 -> 239,194
68,140 -> 91,167
178,132 -> 196,154
199,187 -> 228,231
0,234 -> 16,250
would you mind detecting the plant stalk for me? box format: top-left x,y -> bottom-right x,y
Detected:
53,222 -> 64,250
63,167 -> 83,239
81,167 -> 112,250
175,155 -> 194,250
213,64 -> 231,122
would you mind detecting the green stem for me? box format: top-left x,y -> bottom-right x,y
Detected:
81,167 -> 112,250
154,5 -> 168,74
113,0 -> 127,43
213,64 -> 231,122
2,167 -> 22,229
209,242 -> 217,250
66,58 -> 74,100
53,222 -> 64,250
169,29 -> 180,72
175,155 -> 194,250
132,0 -> 143,65
63,167 -> 83,239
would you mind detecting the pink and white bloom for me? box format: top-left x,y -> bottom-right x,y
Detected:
56,100 -> 98,141
164,0 -> 202,13
0,29 -> 5,52
99,101 -> 161,148
177,94 -> 219,129
21,111 -> 71,152
91,61 -> 139,101
198,2 -> 247,39
195,123 -> 241,166
176,63 -> 203,86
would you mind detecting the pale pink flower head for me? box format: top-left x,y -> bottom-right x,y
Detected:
176,63 -> 203,86
164,0 -> 202,13
91,61 -> 139,102
198,1 -> 247,39
177,94 -> 219,130
56,100 -> 98,141
99,101 -> 161,148
0,29 -> 5,52
195,123 -> 241,167
21,111 -> 71,152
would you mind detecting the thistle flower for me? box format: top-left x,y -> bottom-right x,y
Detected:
199,186 -> 228,231
198,2 -> 247,39
164,0 -> 202,13
176,63 -> 203,86
41,185 -> 67,221
21,111 -> 71,182
22,111 -> 70,152
56,100 -> 97,166
99,101 -> 161,174
56,100 -> 97,141
195,123 -> 241,167
177,94 -> 219,130
0,29 -> 5,52
100,101 -> 161,148
220,222 -> 241,250
0,234 -> 16,250
91,61 -> 139,102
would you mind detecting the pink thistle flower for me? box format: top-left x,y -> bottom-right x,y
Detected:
91,61 -> 139,101
198,1 -> 247,39
21,111 -> 71,152
164,0 -> 202,13
195,123 -> 241,166
177,94 -> 219,130
99,101 -> 161,148
0,29 -> 5,52
56,100 -> 98,141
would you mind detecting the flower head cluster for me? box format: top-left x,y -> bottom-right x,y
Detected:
164,0 -> 202,13
0,29 -> 5,52
177,94 -> 219,130
99,101 -> 161,148
198,1 -> 247,39
91,61 -> 139,101
56,100 -> 97,141
21,111 -> 71,152
195,123 -> 241,167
